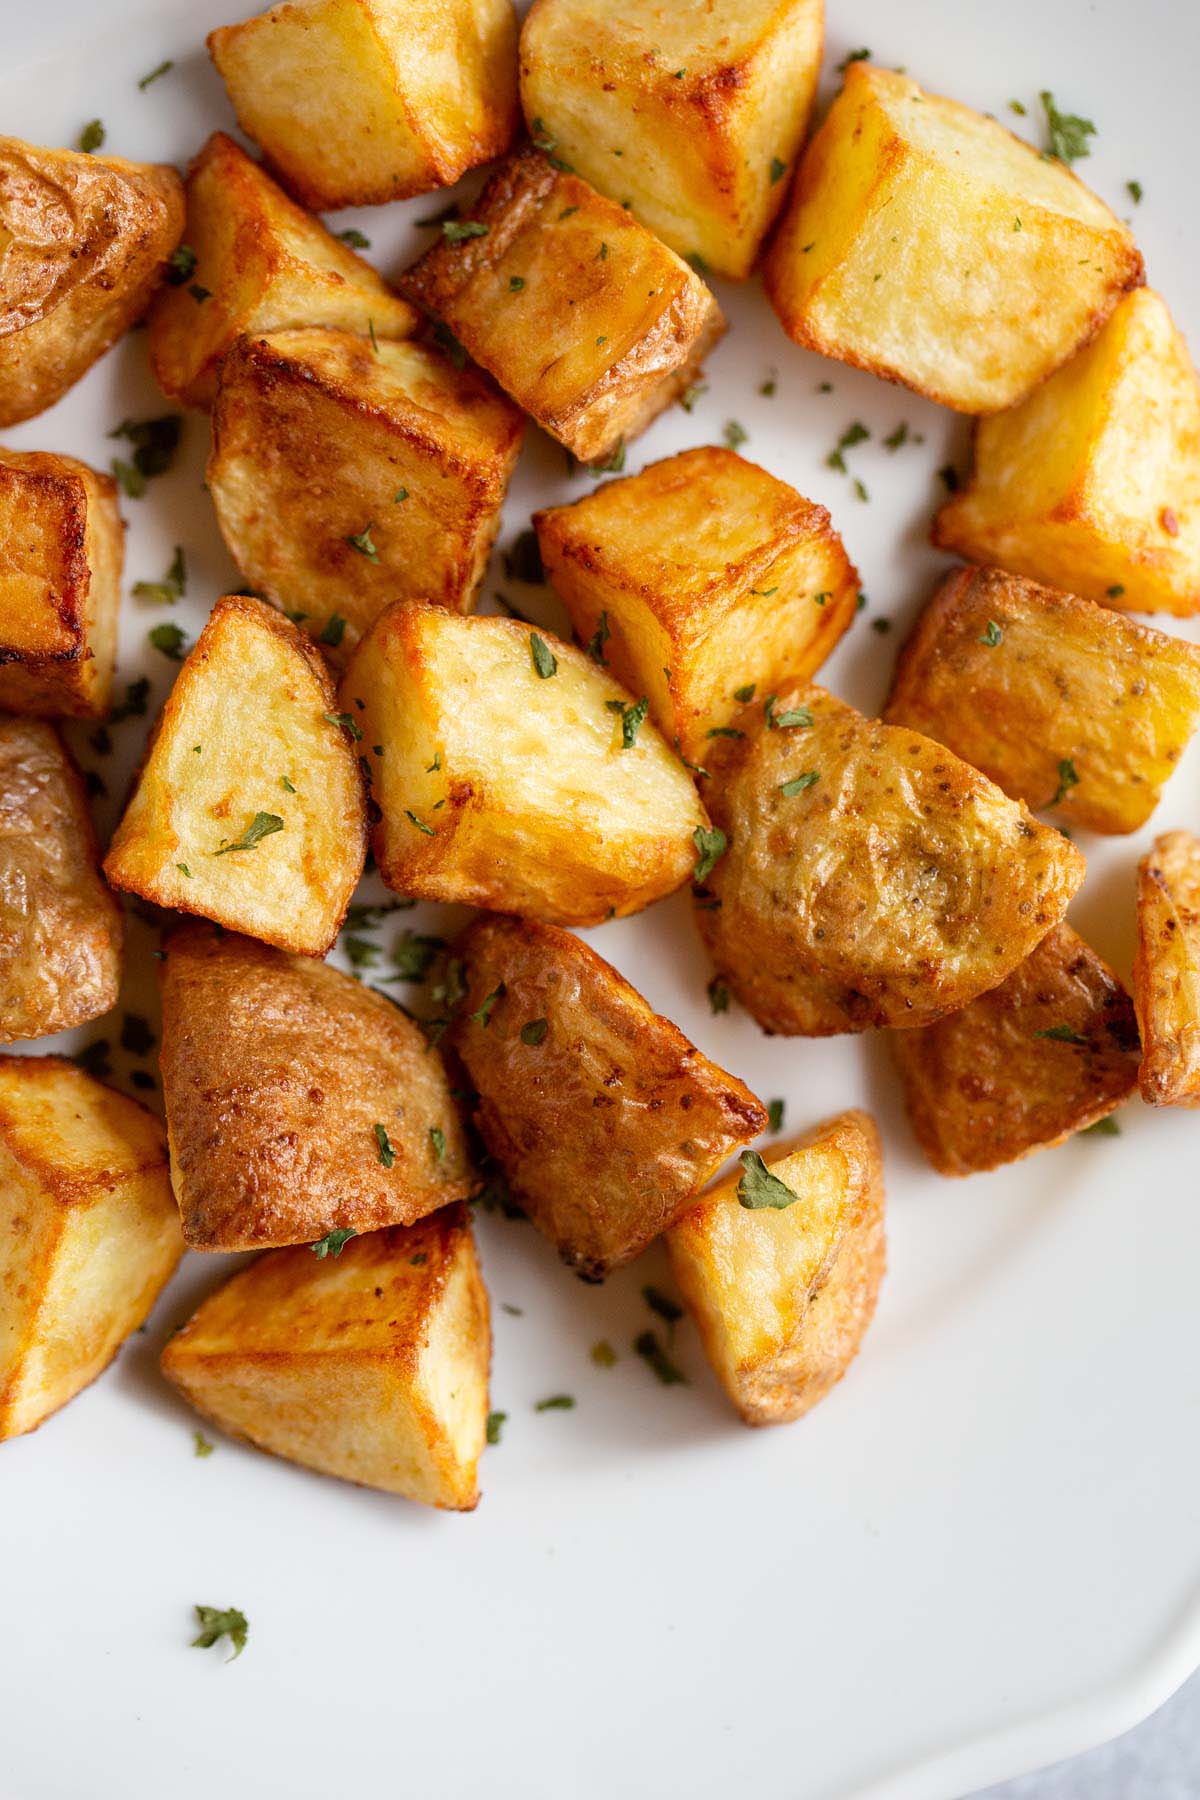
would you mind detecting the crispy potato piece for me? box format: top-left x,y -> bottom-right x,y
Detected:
209,327 -> 524,659
451,915 -> 767,1278
161,1206 -> 489,1507
0,449 -> 122,718
535,447 -> 859,766
667,1110 -> 884,1425
0,718 -> 121,1044
1133,831 -> 1200,1106
763,64 -> 1142,414
886,567 -> 1200,835
0,1056 -> 182,1438
342,602 -> 708,925
519,0 -> 822,280
890,924 -> 1140,1175
0,137 -> 183,426
935,290 -> 1200,616
104,596 -> 365,955
399,147 -> 725,464
147,133 -> 417,409
695,685 -> 1086,1035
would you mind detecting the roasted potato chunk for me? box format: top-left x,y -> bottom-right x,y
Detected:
147,133 -> 416,408
519,0 -> 822,280
890,925 -> 1140,1175
209,327 -> 524,659
0,1056 -> 182,1439
399,147 -> 725,464
886,567 -> 1200,835
0,449 -> 122,718
536,447 -> 858,766
342,602 -> 707,925
1133,832 -> 1200,1106
451,915 -> 767,1279
209,0 -> 519,212
934,290 -> 1200,616
0,136 -> 183,426
667,1110 -> 884,1426
694,686 -> 1085,1035
104,596 -> 365,955
161,1206 -> 489,1507
763,64 -> 1142,414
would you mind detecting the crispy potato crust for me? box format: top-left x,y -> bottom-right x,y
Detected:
1133,831 -> 1200,1106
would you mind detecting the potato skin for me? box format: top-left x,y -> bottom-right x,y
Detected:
450,914 -> 767,1279
1133,831 -> 1200,1107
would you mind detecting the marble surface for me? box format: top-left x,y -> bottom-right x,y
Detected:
979,1669 -> 1200,1797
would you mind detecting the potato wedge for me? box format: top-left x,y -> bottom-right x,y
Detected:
0,449 -> 122,718
450,915 -> 767,1279
209,327 -> 524,659
0,1056 -> 182,1439
342,602 -> 707,925
694,685 -> 1086,1035
147,133 -> 417,409
104,596 -> 365,955
885,567 -> 1200,835
667,1110 -> 884,1425
535,447 -> 859,767
0,136 -> 183,426
519,0 -> 822,280
890,924 -> 1139,1175
763,64 -> 1142,414
1133,831 -> 1200,1106
161,1206 -> 489,1507
934,289 -> 1200,616
398,147 -> 725,464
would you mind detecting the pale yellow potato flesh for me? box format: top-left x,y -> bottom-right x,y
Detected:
1133,831 -> 1200,1107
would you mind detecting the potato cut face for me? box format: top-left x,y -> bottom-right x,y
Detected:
935,289 -> 1200,616
103,596 -> 365,955
0,137 -> 183,426
1133,832 -> 1200,1107
0,450 -> 123,718
450,915 -> 767,1279
519,0 -> 823,279
0,1056 -> 182,1438
764,64 -> 1142,414
536,447 -> 859,765
342,602 -> 707,925
161,1207 -> 489,1507
891,924 -> 1140,1175
147,133 -> 417,408
695,685 -> 1086,1035
667,1110 -> 884,1425
399,147 -> 725,463
886,567 -> 1200,835
209,0 -> 519,211
209,328 -> 524,660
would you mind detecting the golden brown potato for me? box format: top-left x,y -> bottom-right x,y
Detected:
667,1110 -> 884,1426
934,290 -> 1200,616
209,0 -> 519,212
342,602 -> 708,925
104,596 -> 365,955
519,0 -> 823,280
161,1206 -> 489,1507
0,136 -> 183,426
450,914 -> 767,1279
0,449 -> 123,718
1133,831 -> 1200,1106
695,685 -> 1086,1035
535,447 -> 859,767
886,567 -> 1200,835
890,924 -> 1140,1175
209,327 -> 524,659
763,64 -> 1142,415
147,132 -> 417,409
398,147 -> 725,464
0,1055 -> 182,1439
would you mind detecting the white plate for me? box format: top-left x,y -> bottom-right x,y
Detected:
5,4 -> 1200,1796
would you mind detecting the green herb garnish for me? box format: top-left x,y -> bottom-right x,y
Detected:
520,1018 -> 549,1046
374,1124 -> 395,1167
737,1150 -> 799,1209
345,523 -> 379,562
980,619 -> 1003,646
471,983 -> 506,1028
133,544 -> 186,605
192,1606 -> 248,1661
529,632 -> 557,679
535,1394 -> 576,1412
1036,1025 -> 1089,1046
319,613 -> 347,646
1051,757 -> 1079,805
633,1331 -> 686,1385
486,1411 -> 507,1444
148,621 -> 187,660
442,219 -> 489,242
313,1227 -> 357,1258
1041,91 -> 1096,164
766,1098 -> 785,1133
79,119 -> 105,152
692,825 -> 726,883
779,771 -> 818,797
